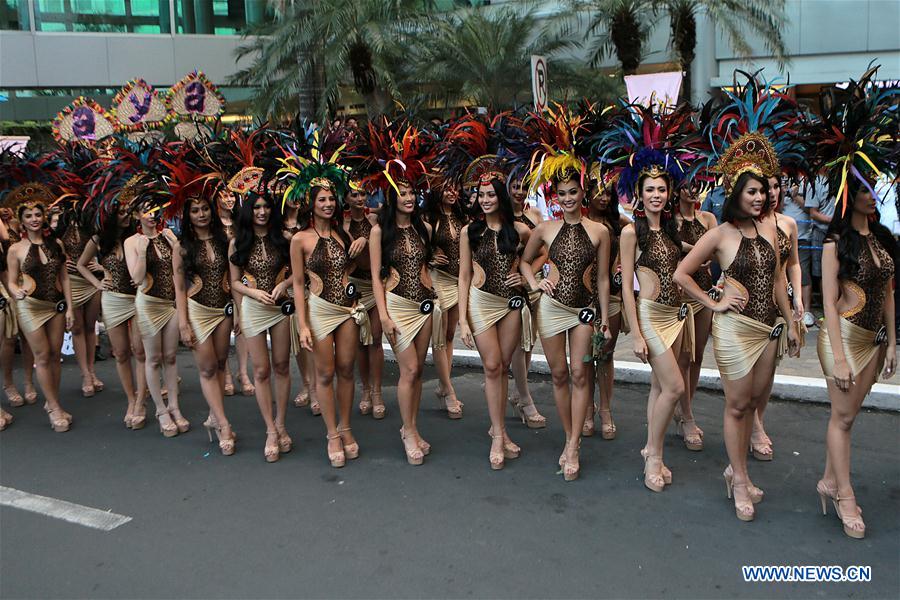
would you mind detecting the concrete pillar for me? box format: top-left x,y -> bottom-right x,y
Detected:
181,0 -> 196,33
159,0 -> 171,33
245,0 -> 266,25
691,9 -> 718,103
193,0 -> 214,34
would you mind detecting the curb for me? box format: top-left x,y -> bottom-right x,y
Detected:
381,344 -> 900,412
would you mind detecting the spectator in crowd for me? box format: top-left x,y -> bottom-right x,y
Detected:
782,178 -> 813,326
805,174 -> 835,326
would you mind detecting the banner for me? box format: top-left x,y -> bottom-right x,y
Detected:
624,71 -> 683,106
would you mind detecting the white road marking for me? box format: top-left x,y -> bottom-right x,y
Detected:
0,486 -> 131,531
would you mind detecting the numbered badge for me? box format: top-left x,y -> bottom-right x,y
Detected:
419,299 -> 434,315
678,303 -> 689,321
55,300 -> 68,313
578,308 -> 595,325
0,297 -> 7,310
786,282 -> 794,300
223,301 -> 234,317
240,275 -> 252,287
874,325 -> 887,346
612,271 -> 623,288
280,300 -> 296,316
707,287 -> 721,301
345,282 -> 357,299
769,323 -> 784,340
507,296 -> 525,311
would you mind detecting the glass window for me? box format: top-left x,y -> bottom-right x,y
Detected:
176,0 -> 270,35
34,0 -> 168,33
1,0 -> 30,31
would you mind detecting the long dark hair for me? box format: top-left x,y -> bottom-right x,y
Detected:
634,173 -> 680,251
229,191 -> 290,267
299,185 -> 353,251
96,205 -> 131,258
180,196 -> 229,283
423,185 -> 467,231
468,179 -> 519,255
826,180 -> 898,282
721,172 -> 771,224
588,179 -> 622,239
378,185 -> 431,278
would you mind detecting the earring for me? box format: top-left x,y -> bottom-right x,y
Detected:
634,201 -> 645,218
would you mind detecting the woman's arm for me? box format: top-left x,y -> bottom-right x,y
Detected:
619,225 -> 646,362
881,277 -> 896,379
594,225 -> 611,336
786,218 -> 804,319
290,233 -> 313,351
369,225 -> 398,342
673,227 -> 736,311
457,225 -> 475,349
821,241 -> 852,390
171,242 -> 195,348
75,239 -> 106,290
6,243 -> 24,299
519,223 -> 553,295
124,234 -> 148,288
56,240 -> 75,330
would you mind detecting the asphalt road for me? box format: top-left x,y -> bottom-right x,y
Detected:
1,352 -> 898,599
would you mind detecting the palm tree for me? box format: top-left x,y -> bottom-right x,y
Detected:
407,5 -> 575,110
658,0 -> 788,102
571,0 -> 654,76
229,0 -> 432,121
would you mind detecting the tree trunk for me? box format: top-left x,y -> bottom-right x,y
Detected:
671,4 -> 696,103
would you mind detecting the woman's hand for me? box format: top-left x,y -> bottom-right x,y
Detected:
504,273 -> 524,288
632,335 -> 648,364
65,258 -> 77,272
179,323 -> 196,348
459,322 -> 475,349
64,308 -> 74,331
252,289 -> 275,305
537,277 -> 555,296
429,250 -> 449,268
714,287 -> 745,313
13,287 -> 27,301
232,317 -> 242,336
792,297 -> 805,323
298,327 -> 314,352
787,324 -> 801,358
882,346 -> 896,380
381,317 -> 399,346
135,233 -> 150,254
832,358 -> 854,392
271,281 -> 290,302
348,237 -> 367,259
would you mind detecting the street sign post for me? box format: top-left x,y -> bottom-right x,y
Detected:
531,55 -> 548,113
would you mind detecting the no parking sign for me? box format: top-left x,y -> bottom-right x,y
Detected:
531,55 -> 548,113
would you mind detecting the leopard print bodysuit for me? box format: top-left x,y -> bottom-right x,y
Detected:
473,228 -> 521,299
145,235 -> 175,301
244,234 -> 286,294
433,212 -> 463,277
843,234 -> 894,332
99,241 -> 135,295
21,241 -> 64,302
547,221 -> 595,308
679,217 -> 713,292
307,234 -> 353,307
192,239 -> 231,308
723,224 -> 777,326
389,226 -> 434,303
515,212 -> 536,230
349,216 -> 373,278
636,229 -> 682,307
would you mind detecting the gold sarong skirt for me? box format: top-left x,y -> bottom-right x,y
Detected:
188,298 -> 232,345
15,296 -> 61,334
68,273 -> 98,308
0,287 -> 18,338
817,317 -> 885,378
712,311 -> 787,381
386,292 -> 443,354
637,298 -> 695,359
135,291 -> 176,337
536,294 -> 593,339
431,269 -> 460,312
240,295 -> 300,355
101,291 -> 136,330
349,276 -> 376,312
467,285 -> 533,352
307,292 -> 372,345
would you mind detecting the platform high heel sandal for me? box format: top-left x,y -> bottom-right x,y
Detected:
436,390 -> 463,419
206,421 -> 236,456
264,430 -> 280,463
337,426 -> 359,460
597,408 -> 616,440
724,475 -> 756,522
488,430 -> 505,471
131,401 -> 146,430
156,410 -> 178,438
507,395 -> 546,429
326,432 -> 346,468
371,390 -> 386,420
640,447 -> 672,485
47,408 -> 70,433
724,465 -> 763,503
400,427 -> 424,466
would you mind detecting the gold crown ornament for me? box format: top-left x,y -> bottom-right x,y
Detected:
717,132 -> 780,195
3,183 -> 56,215
227,167 -> 265,196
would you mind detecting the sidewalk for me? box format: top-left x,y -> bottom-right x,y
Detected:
388,323 -> 900,411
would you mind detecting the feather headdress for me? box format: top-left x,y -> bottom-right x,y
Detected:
276,125 -> 349,211
807,64 -> 899,214
353,118 -> 435,194
523,104 -> 590,193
